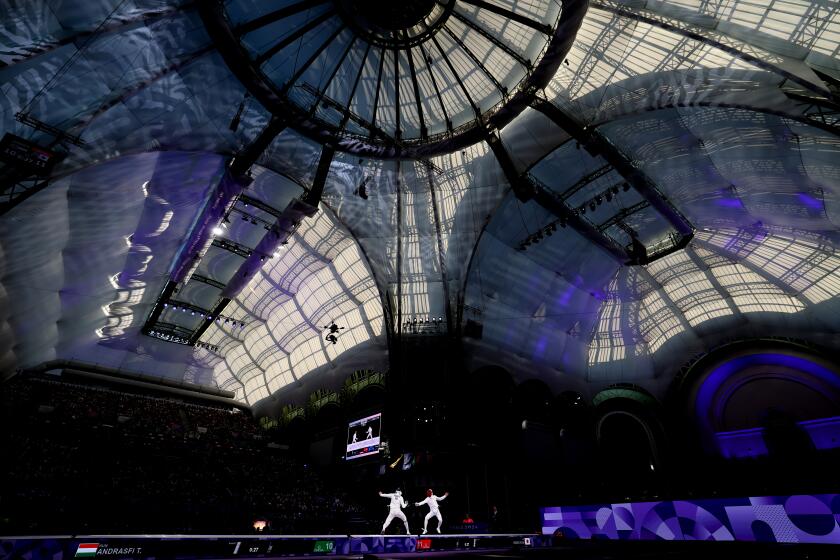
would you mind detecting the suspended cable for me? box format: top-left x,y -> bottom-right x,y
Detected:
21,0 -> 130,116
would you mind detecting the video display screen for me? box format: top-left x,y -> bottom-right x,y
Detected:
346,412 -> 381,460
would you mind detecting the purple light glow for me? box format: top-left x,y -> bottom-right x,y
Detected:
716,416 -> 840,458
716,198 -> 744,208
797,192 -> 823,210
541,494 -> 840,543
695,353 -> 840,439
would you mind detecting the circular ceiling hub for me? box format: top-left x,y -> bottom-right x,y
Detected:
201,0 -> 588,157
335,0 -> 454,48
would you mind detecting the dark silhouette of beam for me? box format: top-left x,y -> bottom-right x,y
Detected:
191,274 -> 226,290
486,132 -> 629,261
256,9 -> 335,65
339,42 -> 372,130
278,24 -> 346,96
431,34 -> 480,117
235,0 -> 330,36
459,0 -> 552,34
591,1 -> 834,99
309,35 -> 357,114
406,44 -> 427,139
531,97 -> 694,238
443,25 -> 507,97
450,9 -> 531,68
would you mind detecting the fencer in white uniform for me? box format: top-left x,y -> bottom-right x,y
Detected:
379,490 -> 410,534
415,489 -> 448,534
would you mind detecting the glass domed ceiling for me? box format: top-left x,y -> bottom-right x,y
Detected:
204,0 -> 581,156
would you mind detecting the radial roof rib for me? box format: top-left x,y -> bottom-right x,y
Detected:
591,0 -> 836,100
234,0 -> 331,36
449,9 -> 531,69
442,25 -> 507,96
255,10 -> 336,66
459,0 -> 552,35
486,132 -> 629,262
278,24 -> 347,97
530,97 -> 694,239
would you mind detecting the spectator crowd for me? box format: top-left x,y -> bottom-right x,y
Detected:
0,375 -> 361,535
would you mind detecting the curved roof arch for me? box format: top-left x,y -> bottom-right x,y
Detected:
1,0 -> 840,408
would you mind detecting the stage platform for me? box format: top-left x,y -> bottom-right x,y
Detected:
0,533 -> 549,559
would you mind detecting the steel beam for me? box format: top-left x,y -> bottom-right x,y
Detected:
442,25 -> 507,96
235,0 -> 330,36
256,10 -> 335,65
591,0 -> 835,100
278,24 -> 346,96
531,97 -> 694,238
449,9 -> 530,68
459,0 -> 552,35
486,132 -> 629,262
190,274 -> 226,290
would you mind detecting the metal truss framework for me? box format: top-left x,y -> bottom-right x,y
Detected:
142,117 -> 291,343
487,131 -> 630,262
590,0 -> 838,100
529,97 -> 695,264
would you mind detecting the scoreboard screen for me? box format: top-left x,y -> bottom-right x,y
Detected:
345,412 -> 381,460
0,133 -> 60,176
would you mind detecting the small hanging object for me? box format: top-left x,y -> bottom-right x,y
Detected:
322,320 -> 345,344
353,176 -> 371,200
229,93 -> 250,132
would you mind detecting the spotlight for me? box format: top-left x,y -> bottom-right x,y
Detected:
579,206 -> 586,215
212,226 -> 224,236
163,303 -> 168,308
595,195 -> 602,205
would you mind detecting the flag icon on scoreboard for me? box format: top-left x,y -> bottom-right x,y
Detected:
75,544 -> 99,557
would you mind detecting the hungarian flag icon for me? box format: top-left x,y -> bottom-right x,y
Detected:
76,544 -> 98,557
